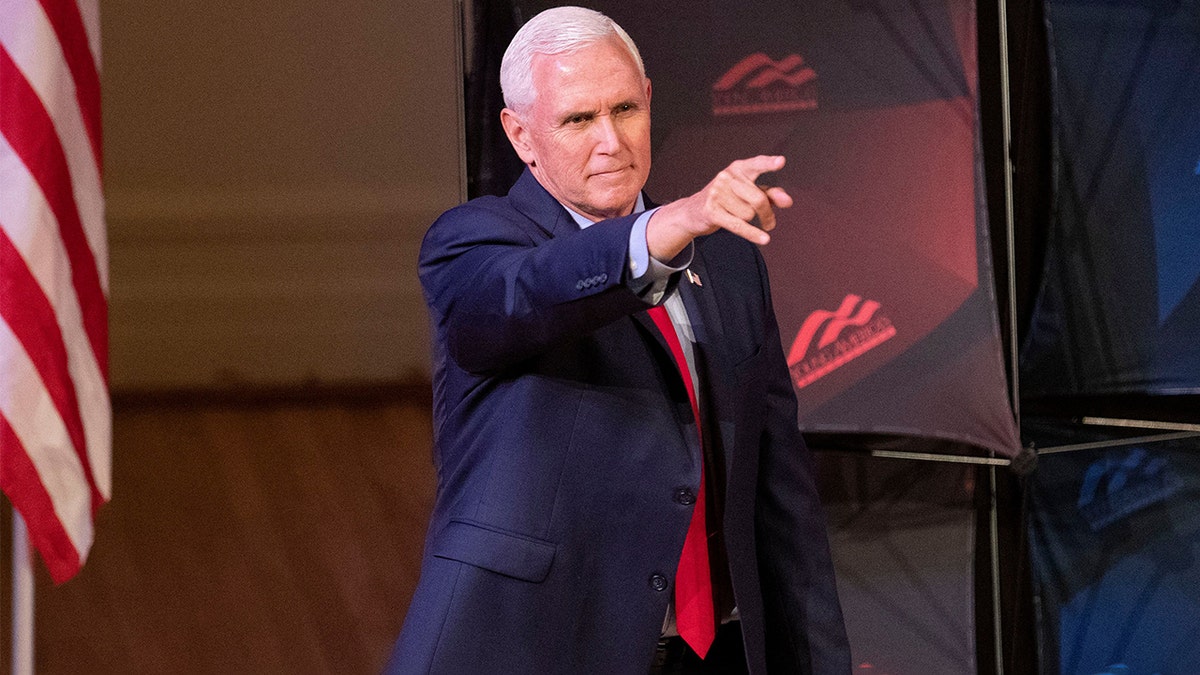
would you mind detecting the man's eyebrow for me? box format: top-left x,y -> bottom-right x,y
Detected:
557,108 -> 598,124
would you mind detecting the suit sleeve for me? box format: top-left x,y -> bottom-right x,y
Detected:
418,201 -> 670,374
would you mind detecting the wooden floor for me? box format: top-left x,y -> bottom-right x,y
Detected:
1,393 -> 436,675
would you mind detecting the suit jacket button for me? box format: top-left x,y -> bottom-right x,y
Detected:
649,574 -> 669,592
674,487 -> 696,506
576,280 -> 584,290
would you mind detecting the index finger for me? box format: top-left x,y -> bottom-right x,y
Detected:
730,155 -> 787,183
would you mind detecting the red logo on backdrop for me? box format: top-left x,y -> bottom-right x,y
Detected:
787,294 -> 896,389
712,53 -> 818,116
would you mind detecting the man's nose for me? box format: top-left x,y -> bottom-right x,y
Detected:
592,115 -> 622,152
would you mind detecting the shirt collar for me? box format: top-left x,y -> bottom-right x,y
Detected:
562,193 -> 647,230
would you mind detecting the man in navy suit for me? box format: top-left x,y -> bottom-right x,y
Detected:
390,6 -> 849,674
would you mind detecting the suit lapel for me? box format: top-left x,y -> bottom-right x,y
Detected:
508,168 -> 578,240
677,245 -> 719,349
631,310 -> 669,356
681,240 -> 740,482
630,237 -> 728,399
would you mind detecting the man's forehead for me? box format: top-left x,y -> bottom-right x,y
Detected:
528,41 -> 644,108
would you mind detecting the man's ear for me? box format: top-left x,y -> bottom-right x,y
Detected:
500,108 -> 536,166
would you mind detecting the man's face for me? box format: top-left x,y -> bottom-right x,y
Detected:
502,37 -> 652,221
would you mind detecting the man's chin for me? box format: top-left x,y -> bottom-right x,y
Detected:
586,186 -> 643,217
588,196 -> 640,220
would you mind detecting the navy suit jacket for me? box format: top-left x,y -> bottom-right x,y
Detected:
389,169 -> 849,674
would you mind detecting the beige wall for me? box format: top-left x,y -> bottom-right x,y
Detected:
102,1 -> 464,391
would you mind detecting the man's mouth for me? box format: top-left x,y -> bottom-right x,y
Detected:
592,166 -> 630,178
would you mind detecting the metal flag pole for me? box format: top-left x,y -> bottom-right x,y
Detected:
1080,417 -> 1200,433
12,509 -> 35,675
1038,431 -> 1200,456
993,0 -> 1020,669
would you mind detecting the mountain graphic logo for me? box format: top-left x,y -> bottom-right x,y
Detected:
712,53 -> 818,116
786,294 -> 895,389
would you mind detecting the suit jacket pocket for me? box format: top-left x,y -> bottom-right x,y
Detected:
730,340 -> 764,371
431,519 -> 556,583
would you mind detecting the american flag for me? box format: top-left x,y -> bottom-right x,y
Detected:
0,0 -> 110,584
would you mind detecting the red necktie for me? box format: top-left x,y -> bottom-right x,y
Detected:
648,305 -> 716,658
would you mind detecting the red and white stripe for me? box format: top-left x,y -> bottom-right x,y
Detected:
0,0 -> 110,584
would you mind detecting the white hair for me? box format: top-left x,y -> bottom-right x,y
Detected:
500,6 -> 645,114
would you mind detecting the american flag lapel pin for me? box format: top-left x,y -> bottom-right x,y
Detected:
686,269 -> 702,287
